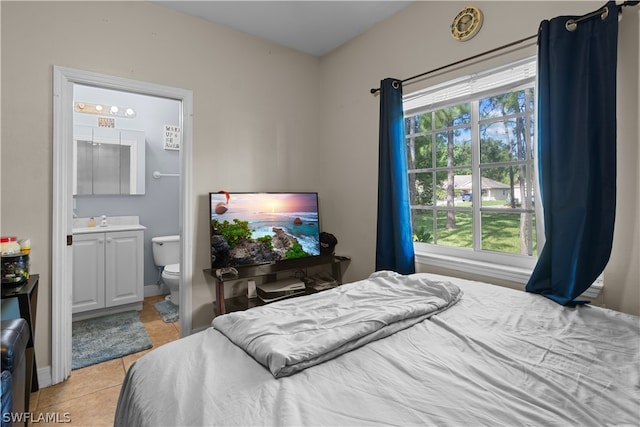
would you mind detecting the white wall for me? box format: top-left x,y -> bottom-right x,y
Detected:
611,4 -> 640,314
1,0 -> 637,379
318,1 -> 639,314
1,1 -> 321,369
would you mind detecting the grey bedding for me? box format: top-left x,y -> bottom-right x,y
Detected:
115,273 -> 640,426
212,270 -> 462,377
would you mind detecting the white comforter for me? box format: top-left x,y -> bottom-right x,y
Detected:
115,273 -> 640,427
212,271 -> 462,377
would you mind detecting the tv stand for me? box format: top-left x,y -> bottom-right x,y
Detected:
205,255 -> 350,316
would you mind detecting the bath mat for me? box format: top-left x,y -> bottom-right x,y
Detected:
154,299 -> 179,323
72,311 -> 152,370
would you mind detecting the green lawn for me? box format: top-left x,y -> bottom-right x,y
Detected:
413,208 -> 537,255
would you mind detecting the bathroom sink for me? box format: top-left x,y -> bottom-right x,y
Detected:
73,216 -> 146,234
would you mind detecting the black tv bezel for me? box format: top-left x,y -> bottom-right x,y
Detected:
208,191 -> 322,271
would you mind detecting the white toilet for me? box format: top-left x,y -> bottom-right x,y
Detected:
151,235 -> 181,306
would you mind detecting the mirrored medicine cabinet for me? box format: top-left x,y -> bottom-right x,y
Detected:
73,125 -> 146,195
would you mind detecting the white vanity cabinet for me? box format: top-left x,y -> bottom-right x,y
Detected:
72,229 -> 144,316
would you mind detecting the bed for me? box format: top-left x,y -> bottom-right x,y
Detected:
114,271 -> 640,426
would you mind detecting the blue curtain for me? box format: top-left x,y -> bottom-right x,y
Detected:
376,78 -> 415,274
526,2 -> 619,305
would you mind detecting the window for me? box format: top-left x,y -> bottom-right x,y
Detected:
404,57 -> 540,281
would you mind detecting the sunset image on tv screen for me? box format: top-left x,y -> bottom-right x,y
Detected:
209,192 -> 320,269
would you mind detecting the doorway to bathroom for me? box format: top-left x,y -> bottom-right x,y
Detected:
52,66 -> 194,386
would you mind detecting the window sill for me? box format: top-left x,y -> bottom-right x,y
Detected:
414,250 -> 534,285
415,249 -> 604,299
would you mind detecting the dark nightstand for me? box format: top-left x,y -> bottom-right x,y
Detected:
1,274 -> 39,411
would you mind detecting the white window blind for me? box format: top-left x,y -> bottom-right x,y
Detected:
403,56 -> 537,115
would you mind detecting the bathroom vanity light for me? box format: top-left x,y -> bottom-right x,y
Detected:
74,102 -> 136,118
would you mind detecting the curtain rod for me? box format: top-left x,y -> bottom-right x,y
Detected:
369,34 -> 536,95
370,1 -> 639,95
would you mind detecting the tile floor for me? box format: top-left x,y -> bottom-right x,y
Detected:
29,295 -> 181,426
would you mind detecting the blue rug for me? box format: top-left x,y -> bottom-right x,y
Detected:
72,311 -> 152,370
154,299 -> 179,323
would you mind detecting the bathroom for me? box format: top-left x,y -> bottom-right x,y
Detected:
72,84 -> 182,307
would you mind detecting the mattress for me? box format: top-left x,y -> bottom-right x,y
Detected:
114,273 -> 640,426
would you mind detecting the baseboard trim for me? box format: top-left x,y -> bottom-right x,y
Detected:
72,302 -> 143,322
144,284 -> 166,297
37,366 -> 53,388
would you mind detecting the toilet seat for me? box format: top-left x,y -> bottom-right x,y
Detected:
163,263 -> 180,276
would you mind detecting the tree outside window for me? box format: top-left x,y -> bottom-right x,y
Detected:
406,83 -> 537,257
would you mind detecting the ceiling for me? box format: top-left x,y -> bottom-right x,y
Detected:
151,1 -> 414,56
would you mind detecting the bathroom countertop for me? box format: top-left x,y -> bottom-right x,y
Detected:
72,224 -> 147,234
73,216 -> 146,234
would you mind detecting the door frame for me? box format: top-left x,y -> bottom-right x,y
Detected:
52,66 -> 193,384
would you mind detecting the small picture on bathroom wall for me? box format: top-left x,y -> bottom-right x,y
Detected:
164,124 -> 181,150
98,117 -> 115,128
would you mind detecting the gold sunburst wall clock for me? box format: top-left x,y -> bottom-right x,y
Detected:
451,5 -> 484,42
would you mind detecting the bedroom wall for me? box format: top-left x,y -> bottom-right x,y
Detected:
2,0 -> 638,382
1,1 -> 321,370
318,1 -> 640,315
608,6 -> 640,315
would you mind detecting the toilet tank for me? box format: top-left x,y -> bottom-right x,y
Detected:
151,235 -> 180,267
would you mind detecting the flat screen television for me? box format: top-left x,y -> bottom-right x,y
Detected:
209,191 -> 321,270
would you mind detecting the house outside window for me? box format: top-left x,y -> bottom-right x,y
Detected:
404,57 -> 541,282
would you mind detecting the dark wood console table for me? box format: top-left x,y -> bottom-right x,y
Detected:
1,273 -> 40,411
205,255 -> 350,316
